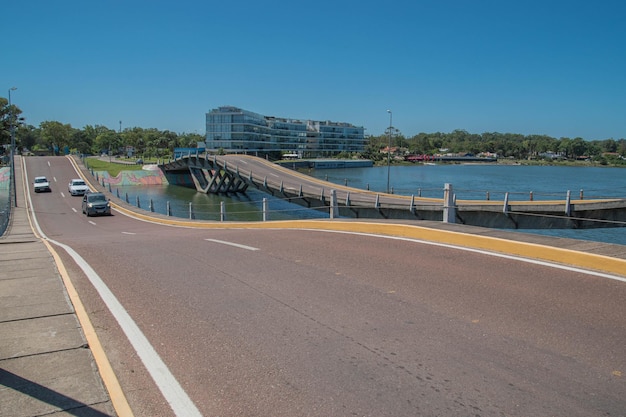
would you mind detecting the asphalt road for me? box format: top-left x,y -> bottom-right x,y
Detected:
24,156 -> 626,417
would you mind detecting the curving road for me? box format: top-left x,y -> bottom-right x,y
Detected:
24,156 -> 626,417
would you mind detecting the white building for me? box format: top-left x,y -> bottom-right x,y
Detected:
205,106 -> 366,158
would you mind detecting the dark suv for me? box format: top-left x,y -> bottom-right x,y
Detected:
81,192 -> 111,216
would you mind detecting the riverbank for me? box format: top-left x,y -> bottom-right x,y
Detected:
374,158 -> 626,168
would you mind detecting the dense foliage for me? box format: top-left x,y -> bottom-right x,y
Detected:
1,96 -> 624,166
0,97 -> 203,160
365,129 -> 625,163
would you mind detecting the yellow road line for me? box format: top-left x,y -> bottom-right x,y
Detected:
72,153 -> 625,277
111,202 -> 626,278
43,239 -> 135,417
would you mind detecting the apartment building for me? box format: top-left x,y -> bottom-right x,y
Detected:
205,106 -> 366,158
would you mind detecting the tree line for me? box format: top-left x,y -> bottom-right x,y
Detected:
2,96 -> 625,164
1,97 -> 203,159
363,129 -> 626,164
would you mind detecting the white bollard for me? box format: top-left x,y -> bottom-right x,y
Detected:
443,183 -> 456,223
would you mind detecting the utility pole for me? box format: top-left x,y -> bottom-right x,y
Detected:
9,87 -> 17,207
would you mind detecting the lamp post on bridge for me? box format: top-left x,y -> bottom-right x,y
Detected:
386,109 -> 392,194
8,87 -> 17,207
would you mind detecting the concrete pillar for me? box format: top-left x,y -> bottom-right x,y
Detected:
330,189 -> 338,219
503,192 -> 510,214
443,183 -> 455,223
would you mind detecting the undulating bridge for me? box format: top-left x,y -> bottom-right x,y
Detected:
159,154 -> 626,229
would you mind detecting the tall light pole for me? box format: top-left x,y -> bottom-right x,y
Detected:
386,109 -> 392,194
8,87 -> 17,207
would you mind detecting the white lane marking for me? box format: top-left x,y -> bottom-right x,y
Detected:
26,168 -> 202,416
205,238 -> 259,251
47,161 -> 51,167
122,231 -> 136,235
71,207 -> 77,213
303,229 -> 626,283
48,240 -> 203,417
88,220 -> 97,225
61,191 -> 66,198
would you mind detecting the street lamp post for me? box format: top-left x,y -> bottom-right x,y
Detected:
386,109 -> 392,194
8,87 -> 17,207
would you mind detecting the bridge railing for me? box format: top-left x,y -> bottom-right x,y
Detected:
101,180 -> 626,230
0,166 -> 12,236
97,155 -> 626,229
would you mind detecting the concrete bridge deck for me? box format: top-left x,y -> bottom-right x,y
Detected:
159,154 -> 626,229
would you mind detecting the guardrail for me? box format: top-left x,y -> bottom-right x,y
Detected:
89,172 -> 626,230
85,154 -> 626,230
0,166 -> 12,236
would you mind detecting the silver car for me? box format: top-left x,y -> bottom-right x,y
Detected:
33,176 -> 51,193
81,192 -> 112,216
68,178 -> 90,196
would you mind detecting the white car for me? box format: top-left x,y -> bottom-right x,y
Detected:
33,176 -> 51,193
68,179 -> 90,196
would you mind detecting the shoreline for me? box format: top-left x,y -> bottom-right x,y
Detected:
374,159 -> 626,168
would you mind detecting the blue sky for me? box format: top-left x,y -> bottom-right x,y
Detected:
3,0 -> 625,140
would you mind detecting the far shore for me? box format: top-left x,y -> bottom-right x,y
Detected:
374,158 -> 626,168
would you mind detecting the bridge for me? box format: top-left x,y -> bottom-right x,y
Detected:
159,154 -> 626,229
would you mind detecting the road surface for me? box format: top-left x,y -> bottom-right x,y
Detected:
23,156 -> 626,417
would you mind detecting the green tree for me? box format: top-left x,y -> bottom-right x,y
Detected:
39,121 -> 73,154
1,96 -> 24,147
93,129 -> 119,155
16,124 -> 39,153
600,139 -> 617,153
69,129 -> 92,154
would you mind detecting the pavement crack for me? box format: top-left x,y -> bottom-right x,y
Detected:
0,345 -> 90,362
0,311 -> 76,325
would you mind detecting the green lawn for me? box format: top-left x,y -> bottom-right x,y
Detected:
84,158 -> 144,176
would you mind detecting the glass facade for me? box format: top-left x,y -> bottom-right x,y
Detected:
205,106 -> 366,157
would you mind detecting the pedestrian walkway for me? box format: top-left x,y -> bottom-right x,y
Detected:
0,158 -> 121,417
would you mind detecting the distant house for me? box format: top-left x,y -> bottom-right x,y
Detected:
539,151 -> 565,160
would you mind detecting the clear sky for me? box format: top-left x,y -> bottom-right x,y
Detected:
3,0 -> 625,140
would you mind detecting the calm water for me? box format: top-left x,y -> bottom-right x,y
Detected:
110,164 -> 626,246
2,164 -> 625,245
309,164 -> 626,201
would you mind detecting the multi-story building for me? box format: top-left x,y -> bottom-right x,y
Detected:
205,106 -> 366,158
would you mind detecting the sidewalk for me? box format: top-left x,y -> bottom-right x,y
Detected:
0,158 -> 119,416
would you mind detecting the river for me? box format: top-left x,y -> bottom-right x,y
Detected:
110,163 -> 626,246
307,163 -> 626,245
2,164 -> 625,246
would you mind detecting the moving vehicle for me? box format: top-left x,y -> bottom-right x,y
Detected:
81,192 -> 111,216
68,179 -> 90,196
33,176 -> 51,193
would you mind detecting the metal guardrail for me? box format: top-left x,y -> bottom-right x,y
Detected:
0,166 -> 12,236
88,154 -> 626,229
0,198 -> 9,236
